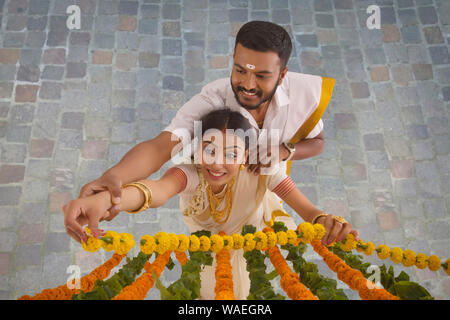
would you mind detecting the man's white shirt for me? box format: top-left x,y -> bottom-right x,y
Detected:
164,71 -> 326,173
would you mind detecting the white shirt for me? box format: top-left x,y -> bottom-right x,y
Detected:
164,71 -> 326,173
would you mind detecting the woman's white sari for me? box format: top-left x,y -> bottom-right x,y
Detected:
175,164 -> 297,300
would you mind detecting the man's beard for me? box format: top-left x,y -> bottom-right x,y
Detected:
231,74 -> 280,111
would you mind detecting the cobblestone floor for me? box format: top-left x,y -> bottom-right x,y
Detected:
0,0 -> 449,300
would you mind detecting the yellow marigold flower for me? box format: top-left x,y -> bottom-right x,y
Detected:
428,255 -> 441,271
82,236 -> 102,252
222,235 -> 234,250
140,235 -> 156,255
199,235 -> 211,252
276,231 -> 288,246
363,241 -> 375,256
402,249 -> 416,267
415,253 -> 428,269
266,231 -> 277,248
254,231 -> 267,250
232,234 -> 244,250
243,233 -> 256,252
313,223 -> 326,240
115,233 -> 135,255
355,240 -> 366,253
297,222 -> 315,243
101,230 -> 119,252
342,235 -> 358,252
444,258 -> 450,276
168,233 -> 179,251
189,235 -> 200,252
177,234 -> 189,252
390,247 -> 403,264
210,234 -> 224,253
286,230 -> 297,245
377,244 -> 391,260
155,232 -> 171,254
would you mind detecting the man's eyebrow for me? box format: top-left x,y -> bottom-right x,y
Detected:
234,63 -> 273,74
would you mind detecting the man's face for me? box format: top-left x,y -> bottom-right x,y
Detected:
231,43 -> 287,110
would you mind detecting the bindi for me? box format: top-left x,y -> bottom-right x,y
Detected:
246,63 -> 255,70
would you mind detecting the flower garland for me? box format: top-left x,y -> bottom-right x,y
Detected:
339,234 -> 450,275
18,253 -> 125,300
264,226 -> 318,300
214,245 -> 235,300
311,239 -> 399,300
267,244 -> 318,300
112,251 -> 172,300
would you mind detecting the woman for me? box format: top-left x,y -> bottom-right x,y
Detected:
63,108 -> 359,299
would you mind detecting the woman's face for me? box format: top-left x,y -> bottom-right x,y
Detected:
199,130 -> 248,189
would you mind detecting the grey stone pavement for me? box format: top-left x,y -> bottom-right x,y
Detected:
0,0 -> 449,300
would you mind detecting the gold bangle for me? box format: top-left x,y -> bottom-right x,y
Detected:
312,212 -> 328,224
122,182 -> 153,214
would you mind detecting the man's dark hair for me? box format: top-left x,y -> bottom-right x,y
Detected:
235,21 -> 292,69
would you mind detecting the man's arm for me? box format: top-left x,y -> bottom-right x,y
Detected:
105,131 -> 181,183
289,130 -> 324,161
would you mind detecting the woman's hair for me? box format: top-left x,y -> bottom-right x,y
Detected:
235,20 -> 292,69
199,108 -> 256,151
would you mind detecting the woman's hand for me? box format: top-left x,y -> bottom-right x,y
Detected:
316,214 -> 359,245
63,192 -> 112,244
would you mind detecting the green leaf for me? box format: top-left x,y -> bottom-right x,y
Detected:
393,281 -> 434,300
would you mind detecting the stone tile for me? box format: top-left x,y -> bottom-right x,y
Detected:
6,123 -> 31,143
18,223 -> 44,244
138,52 -> 160,68
30,138 -> 54,158
115,52 -> 137,71
369,66 -> 390,82
295,34 -> 318,48
401,25 -> 422,44
41,65 -> 64,80
350,82 -> 370,99
43,48 -> 66,64
0,164 -> 25,183
0,253 -> 10,275
418,6 -> 438,24
81,140 -> 108,159
390,160 -> 413,179
411,63 -> 433,80
16,244 -> 41,266
46,232 -> 71,253
315,13 -> 334,28
377,210 -> 402,231
428,46 -> 450,65
391,64 -> 414,86
0,49 -> 20,64
15,84 -> 39,103
423,26 -> 445,44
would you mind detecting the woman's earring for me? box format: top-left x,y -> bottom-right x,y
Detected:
240,164 -> 245,171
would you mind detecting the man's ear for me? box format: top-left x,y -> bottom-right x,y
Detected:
278,67 -> 288,85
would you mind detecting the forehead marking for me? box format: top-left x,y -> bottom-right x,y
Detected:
246,63 -> 255,70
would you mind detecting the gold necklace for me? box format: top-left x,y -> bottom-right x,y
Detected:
206,177 -> 235,224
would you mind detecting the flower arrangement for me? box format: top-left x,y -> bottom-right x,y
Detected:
19,220 -> 448,300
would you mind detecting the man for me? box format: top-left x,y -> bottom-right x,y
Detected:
64,21 -> 336,244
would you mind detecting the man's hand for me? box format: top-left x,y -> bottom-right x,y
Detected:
246,144 -> 290,175
78,172 -> 123,220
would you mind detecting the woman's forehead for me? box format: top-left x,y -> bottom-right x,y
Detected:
202,131 -> 246,148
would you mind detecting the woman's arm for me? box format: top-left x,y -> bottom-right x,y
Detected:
64,167 -> 185,243
273,178 -> 359,245
96,168 -> 184,213
277,187 -> 323,223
